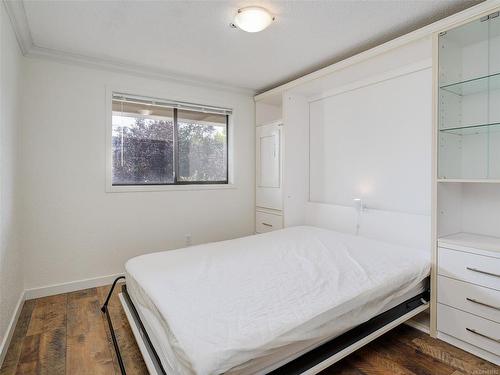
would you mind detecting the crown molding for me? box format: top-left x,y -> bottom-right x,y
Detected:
3,0 -> 33,54
255,0 -> 500,100
25,44 -> 255,95
2,0 -> 255,96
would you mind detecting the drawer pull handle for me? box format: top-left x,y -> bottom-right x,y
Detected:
466,297 -> 500,311
466,328 -> 500,343
262,223 -> 273,227
466,267 -> 500,278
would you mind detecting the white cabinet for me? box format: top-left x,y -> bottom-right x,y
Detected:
437,237 -> 500,365
438,303 -> 500,359
255,95 -> 283,234
438,275 -> 500,324
255,210 -> 284,234
438,246 -> 500,291
256,121 -> 283,211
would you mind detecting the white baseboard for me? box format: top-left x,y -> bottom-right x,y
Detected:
0,291 -> 26,368
24,273 -> 124,300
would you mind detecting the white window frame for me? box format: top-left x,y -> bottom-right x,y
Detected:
105,87 -> 235,192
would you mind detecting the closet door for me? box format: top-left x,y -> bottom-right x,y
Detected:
256,122 -> 282,210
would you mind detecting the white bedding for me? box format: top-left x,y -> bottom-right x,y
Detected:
125,226 -> 430,375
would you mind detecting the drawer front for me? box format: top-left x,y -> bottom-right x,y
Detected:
256,211 -> 283,233
438,276 -> 500,323
438,247 -> 500,291
438,303 -> 500,356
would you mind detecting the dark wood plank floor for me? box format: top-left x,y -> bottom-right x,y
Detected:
1,285 -> 498,375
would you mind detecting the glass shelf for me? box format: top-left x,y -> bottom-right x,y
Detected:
438,178 -> 500,183
440,72 -> 500,96
438,15 -> 500,181
440,122 -> 500,135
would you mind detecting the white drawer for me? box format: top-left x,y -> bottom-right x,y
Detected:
438,247 -> 500,291
256,211 -> 283,233
438,303 -> 500,356
438,276 -> 500,323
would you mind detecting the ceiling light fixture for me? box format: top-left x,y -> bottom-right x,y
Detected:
232,6 -> 274,33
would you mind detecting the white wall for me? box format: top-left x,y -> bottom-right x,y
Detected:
0,2 -> 23,355
256,101 -> 281,126
20,58 -> 255,291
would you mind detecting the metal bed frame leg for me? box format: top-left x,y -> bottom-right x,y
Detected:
101,276 -> 127,375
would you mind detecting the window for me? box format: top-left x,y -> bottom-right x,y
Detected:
111,93 -> 230,186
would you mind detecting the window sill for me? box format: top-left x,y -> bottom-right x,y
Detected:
106,184 -> 236,193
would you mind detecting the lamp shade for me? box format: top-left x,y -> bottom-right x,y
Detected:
234,6 -> 274,33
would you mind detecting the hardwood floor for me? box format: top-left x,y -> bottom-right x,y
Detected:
1,285 -> 498,375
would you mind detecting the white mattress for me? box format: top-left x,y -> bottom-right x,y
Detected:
125,226 -> 430,375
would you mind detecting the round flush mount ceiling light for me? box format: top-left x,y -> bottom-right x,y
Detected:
232,6 -> 274,33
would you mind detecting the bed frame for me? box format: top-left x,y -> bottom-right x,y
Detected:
101,276 -> 430,375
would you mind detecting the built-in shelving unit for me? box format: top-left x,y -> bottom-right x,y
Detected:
436,11 -> 500,365
438,11 -> 500,181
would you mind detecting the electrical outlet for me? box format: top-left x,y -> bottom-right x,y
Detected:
185,234 -> 192,246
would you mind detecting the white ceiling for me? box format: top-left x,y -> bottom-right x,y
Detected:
17,0 -> 479,93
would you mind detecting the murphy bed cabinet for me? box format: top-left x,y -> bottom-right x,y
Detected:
436,10 -> 500,365
253,1 -> 500,365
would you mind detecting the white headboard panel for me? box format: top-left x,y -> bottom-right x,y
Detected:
283,37 -> 433,252
305,202 -> 431,250
305,202 -> 357,235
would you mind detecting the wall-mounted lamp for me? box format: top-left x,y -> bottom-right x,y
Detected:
353,198 -> 364,236
353,198 -> 364,214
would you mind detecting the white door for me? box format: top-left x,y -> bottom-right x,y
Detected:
256,122 -> 282,210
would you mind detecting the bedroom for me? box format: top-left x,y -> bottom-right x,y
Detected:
0,0 -> 499,374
